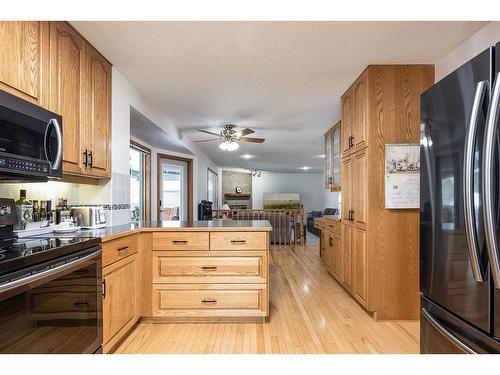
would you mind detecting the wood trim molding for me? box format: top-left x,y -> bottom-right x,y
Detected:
130,140 -> 152,221
157,153 -> 193,221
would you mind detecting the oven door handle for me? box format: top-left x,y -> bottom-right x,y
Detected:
44,118 -> 63,171
0,249 -> 101,295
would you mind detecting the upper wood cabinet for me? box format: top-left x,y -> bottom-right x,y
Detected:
323,121 -> 341,191
324,129 -> 332,188
86,46 -> 112,178
0,22 -> 49,107
1,21 -> 112,180
48,22 -> 112,179
49,22 -> 87,175
341,90 -> 353,156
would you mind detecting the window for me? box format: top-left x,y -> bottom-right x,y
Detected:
129,142 -> 151,221
207,168 -> 219,209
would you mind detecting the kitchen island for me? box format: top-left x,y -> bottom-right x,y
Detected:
96,220 -> 272,353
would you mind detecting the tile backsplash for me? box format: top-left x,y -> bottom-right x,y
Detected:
0,172 -> 132,226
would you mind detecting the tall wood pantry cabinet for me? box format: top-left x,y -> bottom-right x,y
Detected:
340,65 -> 434,320
0,21 -> 112,181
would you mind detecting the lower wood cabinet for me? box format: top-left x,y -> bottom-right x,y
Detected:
354,227 -> 367,306
322,219 -> 342,283
102,253 -> 138,353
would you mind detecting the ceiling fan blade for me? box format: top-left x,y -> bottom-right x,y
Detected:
194,139 -> 220,143
240,137 -> 265,143
197,130 -> 221,137
239,128 -> 255,136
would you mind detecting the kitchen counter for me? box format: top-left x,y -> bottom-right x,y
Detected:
77,220 -> 273,242
323,215 -> 341,222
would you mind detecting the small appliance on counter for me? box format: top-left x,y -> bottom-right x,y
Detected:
198,200 -> 213,221
0,198 -> 102,353
70,206 -> 107,229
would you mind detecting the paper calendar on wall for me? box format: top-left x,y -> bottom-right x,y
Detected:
384,144 -> 420,209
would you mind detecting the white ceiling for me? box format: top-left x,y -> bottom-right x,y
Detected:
72,21 -> 486,173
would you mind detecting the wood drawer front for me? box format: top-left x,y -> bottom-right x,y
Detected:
325,221 -> 341,236
314,221 -> 324,230
153,232 -> 209,251
210,232 -> 267,250
152,251 -> 267,284
152,284 -> 268,317
102,234 -> 138,267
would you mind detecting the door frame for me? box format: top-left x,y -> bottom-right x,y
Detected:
130,140 -> 151,221
157,153 -> 193,221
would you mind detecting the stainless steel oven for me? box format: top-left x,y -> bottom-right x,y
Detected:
0,246 -> 102,354
0,89 -> 62,181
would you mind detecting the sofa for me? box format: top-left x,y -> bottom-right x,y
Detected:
307,208 -> 338,236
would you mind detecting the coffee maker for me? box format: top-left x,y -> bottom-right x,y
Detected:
198,200 -> 213,221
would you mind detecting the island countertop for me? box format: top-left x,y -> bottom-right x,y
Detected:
76,220 -> 273,242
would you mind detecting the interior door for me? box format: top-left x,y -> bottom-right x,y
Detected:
420,47 -> 492,333
159,158 -> 188,221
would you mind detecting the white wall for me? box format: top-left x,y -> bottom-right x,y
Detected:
111,69 -> 222,222
252,172 -> 334,215
436,22 -> 500,81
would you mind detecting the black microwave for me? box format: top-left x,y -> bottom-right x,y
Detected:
0,89 -> 62,181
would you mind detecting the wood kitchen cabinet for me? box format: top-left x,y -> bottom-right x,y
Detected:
102,253 -> 138,354
49,21 -> 87,175
85,46 -> 112,178
324,121 -> 341,191
0,22 -> 49,107
339,65 -> 434,320
48,21 -> 112,179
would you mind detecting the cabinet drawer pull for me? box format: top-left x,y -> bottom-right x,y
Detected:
172,240 -> 188,245
201,299 -> 217,304
117,245 -> 129,251
201,266 -> 218,271
74,301 -> 89,307
230,240 -> 246,244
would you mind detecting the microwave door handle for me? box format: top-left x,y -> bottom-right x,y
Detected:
483,72 -> 500,289
0,249 -> 101,295
44,118 -> 62,171
463,80 -> 487,282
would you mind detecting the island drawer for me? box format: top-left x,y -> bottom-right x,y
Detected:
152,251 -> 268,284
153,232 -> 210,251
210,232 -> 267,250
152,284 -> 268,317
102,234 -> 139,267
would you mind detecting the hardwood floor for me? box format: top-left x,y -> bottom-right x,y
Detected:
114,242 -> 420,354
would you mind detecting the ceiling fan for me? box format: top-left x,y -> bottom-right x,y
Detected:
195,124 -> 265,151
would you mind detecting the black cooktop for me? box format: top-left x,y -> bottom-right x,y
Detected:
0,235 -> 101,276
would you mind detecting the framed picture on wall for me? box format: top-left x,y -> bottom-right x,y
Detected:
263,193 -> 300,209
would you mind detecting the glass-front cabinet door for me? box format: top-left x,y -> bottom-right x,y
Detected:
331,120 -> 341,191
324,129 -> 332,188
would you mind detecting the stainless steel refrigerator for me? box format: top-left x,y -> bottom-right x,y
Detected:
420,42 -> 500,353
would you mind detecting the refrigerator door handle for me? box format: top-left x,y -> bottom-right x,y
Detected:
464,80 -> 488,282
483,72 -> 500,289
421,308 -> 478,354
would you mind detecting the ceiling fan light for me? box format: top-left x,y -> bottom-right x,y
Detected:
219,140 -> 239,151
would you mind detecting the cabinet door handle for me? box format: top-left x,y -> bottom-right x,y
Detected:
74,301 -> 90,307
201,299 -> 217,304
83,149 -> 88,167
102,279 -> 106,299
351,210 -> 355,221
201,266 -> 218,271
230,240 -> 246,244
117,245 -> 129,251
329,237 -> 333,246
172,240 -> 188,245
88,150 -> 93,168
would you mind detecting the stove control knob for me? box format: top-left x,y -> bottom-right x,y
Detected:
0,205 -> 12,216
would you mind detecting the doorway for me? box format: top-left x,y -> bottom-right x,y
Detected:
157,153 -> 193,221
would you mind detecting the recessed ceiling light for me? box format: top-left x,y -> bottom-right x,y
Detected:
317,154 -> 325,158
241,154 -> 254,159
301,166 -> 311,170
